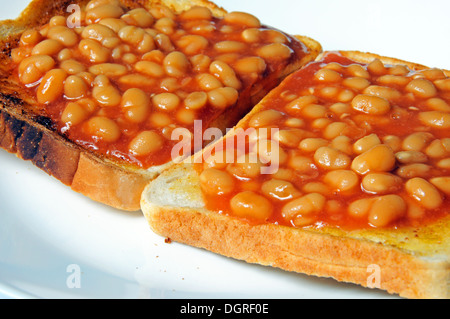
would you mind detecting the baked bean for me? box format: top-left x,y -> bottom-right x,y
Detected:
121,88 -> 150,123
234,56 -> 266,76
184,91 -> 208,110
434,79 -> 450,91
273,129 -> 304,148
425,139 -> 450,158
418,111 -> 450,129
396,163 -> 431,179
287,153 -> 315,173
98,18 -> 127,33
160,77 -> 181,92
86,0 -> 120,10
330,136 -> 353,155
314,146 -> 351,170
329,102 -> 351,115
209,60 -> 241,90
92,75 -> 121,107
281,193 -> 325,227
324,170 -> 359,193
300,104 -> 327,119
347,64 -> 370,79
163,51 -> 190,77
129,131 -> 163,156
263,29 -> 288,44
81,24 -> 116,43
376,75 -> 410,86
85,116 -> 121,142
348,198 -> 373,218
18,55 -> 55,84
420,68 -> 446,81
430,177 -> 450,195
86,4 -> 124,24
389,64 -> 410,76
176,109 -> 196,125
31,39 -> 64,56
285,118 -> 305,128
149,4 -> 176,20
207,87 -> 238,109
302,182 -> 329,195
367,59 -> 386,75
319,86 -> 339,99
337,89 -> 355,102
323,122 -> 347,139
89,63 -> 127,77
149,112 -> 171,128
342,77 -> 370,91
261,179 -> 301,201
64,75 -> 88,99
405,177 -> 443,209
200,168 -> 235,196
354,134 -> 381,154
79,39 -> 111,63
154,17 -> 176,35
249,109 -> 284,128
241,28 -> 261,43
402,132 -> 434,151
437,158 -> 450,169
426,98 -> 450,112
60,59 -> 86,75
368,195 -> 406,227
190,54 -> 211,73
395,151 -> 428,164
382,135 -> 402,152
152,92 -> 180,111
37,69 -> 67,104
176,35 -> 209,55
224,11 -> 261,28
254,139 -> 288,166
285,95 -> 318,113
226,153 -> 263,178
61,102 -> 88,126
315,68 -> 342,82
351,144 -> 396,175
179,6 -> 212,21
406,78 -> 437,98
20,29 -> 42,46
10,47 -> 31,64
362,173 -> 402,194
121,8 -> 154,28
351,94 -> 391,115
363,85 -> 401,101
230,191 -> 272,221
299,138 -> 328,153
134,61 -> 164,78
257,43 -> 292,61
57,48 -> 73,62
47,26 -> 78,47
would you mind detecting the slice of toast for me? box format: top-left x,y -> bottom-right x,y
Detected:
0,0 -> 322,211
141,51 -> 450,299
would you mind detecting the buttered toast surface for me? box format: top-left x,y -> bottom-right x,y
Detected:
1,0 -> 450,299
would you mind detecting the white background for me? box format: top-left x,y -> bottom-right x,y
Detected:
0,0 -> 448,299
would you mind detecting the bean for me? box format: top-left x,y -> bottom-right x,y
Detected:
324,170 -> 359,193
84,116 -> 121,143
430,177 -> 450,195
354,134 -> 381,154
37,69 -> 67,104
248,109 -> 284,128
261,179 -> 301,201
209,60 -> 241,90
351,94 -> 390,115
368,195 -> 406,227
351,145 -> 396,175
129,131 -> 163,156
64,75 -> 88,99
395,151 -> 428,164
207,87 -> 238,109
314,146 -> 351,170
418,111 -> 450,129
406,78 -> 437,98
362,173 -> 402,194
18,55 -> 55,84
223,11 -> 261,28
121,8 -> 154,28
405,177 -> 443,209
121,88 -> 150,123
230,191 -> 272,221
396,163 -> 431,179
281,193 -> 326,227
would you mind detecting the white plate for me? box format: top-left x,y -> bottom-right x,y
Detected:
1,0 -> 449,299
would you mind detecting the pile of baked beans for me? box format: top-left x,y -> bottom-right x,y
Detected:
200,52 -> 450,229
11,0 -> 305,167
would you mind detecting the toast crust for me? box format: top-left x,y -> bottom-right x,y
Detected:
141,51 -> 450,299
0,0 -> 321,211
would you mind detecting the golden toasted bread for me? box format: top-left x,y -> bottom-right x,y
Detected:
141,51 -> 450,299
0,0 -> 321,211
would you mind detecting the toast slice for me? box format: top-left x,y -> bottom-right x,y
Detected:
0,0 -> 321,211
141,51 -> 450,299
